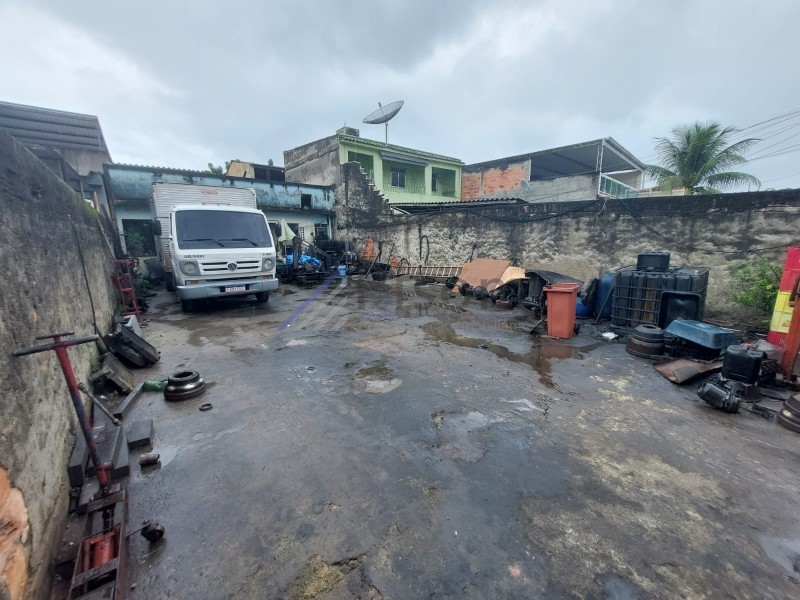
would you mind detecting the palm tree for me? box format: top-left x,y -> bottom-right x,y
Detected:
646,122 -> 760,195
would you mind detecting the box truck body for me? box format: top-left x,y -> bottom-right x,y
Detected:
152,183 -> 278,311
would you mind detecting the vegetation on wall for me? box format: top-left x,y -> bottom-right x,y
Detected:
207,161 -> 231,175
124,230 -> 145,256
730,257 -> 781,316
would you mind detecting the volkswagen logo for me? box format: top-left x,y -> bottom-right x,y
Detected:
227,261 -> 239,272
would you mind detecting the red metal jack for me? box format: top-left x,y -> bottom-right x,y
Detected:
13,332 -> 113,491
14,332 -> 128,598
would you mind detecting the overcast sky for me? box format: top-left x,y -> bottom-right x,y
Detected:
1,0 -> 799,190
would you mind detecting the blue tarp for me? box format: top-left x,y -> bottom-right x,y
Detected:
285,254 -> 322,268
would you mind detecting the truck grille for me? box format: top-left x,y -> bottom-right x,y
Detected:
199,258 -> 261,275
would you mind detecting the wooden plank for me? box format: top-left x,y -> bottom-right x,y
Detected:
452,259 -> 510,292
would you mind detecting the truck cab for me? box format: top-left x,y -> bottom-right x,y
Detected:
167,204 -> 278,311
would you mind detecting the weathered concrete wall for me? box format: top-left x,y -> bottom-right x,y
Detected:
336,184 -> 800,317
56,148 -> 109,177
461,158 -> 601,203
334,162 -> 389,236
607,170 -> 642,189
526,174 -> 599,202
284,135 -> 340,186
0,131 -> 118,599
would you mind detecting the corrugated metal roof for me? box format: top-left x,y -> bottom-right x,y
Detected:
392,198 -> 525,207
339,134 -> 463,164
0,100 -> 109,154
109,162 -> 213,176
463,138 -> 645,177
108,163 -> 331,190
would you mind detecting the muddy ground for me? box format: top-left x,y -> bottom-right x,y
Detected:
123,277 -> 800,599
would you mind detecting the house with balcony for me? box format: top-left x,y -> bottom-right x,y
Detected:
284,127 -> 464,209
461,138 -> 644,203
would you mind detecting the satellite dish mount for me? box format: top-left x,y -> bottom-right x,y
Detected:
362,100 -> 404,145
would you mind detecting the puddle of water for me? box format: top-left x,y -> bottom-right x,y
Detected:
363,378 -> 403,394
759,534 -> 800,575
422,320 -> 598,388
357,356 -> 391,378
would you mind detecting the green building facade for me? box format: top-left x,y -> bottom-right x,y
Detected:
337,131 -> 463,204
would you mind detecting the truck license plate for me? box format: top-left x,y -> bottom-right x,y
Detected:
224,285 -> 246,292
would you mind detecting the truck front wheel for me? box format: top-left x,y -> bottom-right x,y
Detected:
166,272 -> 176,292
181,298 -> 194,312
255,292 -> 269,303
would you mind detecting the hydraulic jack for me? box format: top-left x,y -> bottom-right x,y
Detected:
14,332 -> 128,599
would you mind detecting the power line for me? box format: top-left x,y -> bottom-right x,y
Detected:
734,109 -> 800,137
763,170 -> 800,184
748,143 -> 800,162
747,129 -> 800,158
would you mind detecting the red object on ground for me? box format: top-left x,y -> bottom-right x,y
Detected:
767,246 -> 800,348
780,274 -> 800,379
545,283 -> 580,338
86,531 -> 117,570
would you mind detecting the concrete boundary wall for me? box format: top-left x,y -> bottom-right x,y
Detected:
335,174 -> 800,317
0,131 -> 118,599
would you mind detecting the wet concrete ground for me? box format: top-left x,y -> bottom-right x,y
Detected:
125,277 -> 800,599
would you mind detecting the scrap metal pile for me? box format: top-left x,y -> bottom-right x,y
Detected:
382,245 -> 800,432
616,249 -> 800,433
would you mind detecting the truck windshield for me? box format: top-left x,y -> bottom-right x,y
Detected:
176,210 -> 272,249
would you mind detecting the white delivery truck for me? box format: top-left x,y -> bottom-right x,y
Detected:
152,183 -> 278,312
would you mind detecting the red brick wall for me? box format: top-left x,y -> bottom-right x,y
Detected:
480,161 -> 529,196
461,172 -> 481,200
460,160 -> 530,200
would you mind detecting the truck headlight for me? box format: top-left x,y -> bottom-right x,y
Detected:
263,258 -> 275,271
180,260 -> 199,275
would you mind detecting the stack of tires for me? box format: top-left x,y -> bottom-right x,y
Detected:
625,324 -> 665,358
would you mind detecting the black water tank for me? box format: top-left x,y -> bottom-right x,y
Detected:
722,345 -> 763,384
636,252 -> 670,272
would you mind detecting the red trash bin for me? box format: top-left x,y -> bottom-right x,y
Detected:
544,283 -> 580,338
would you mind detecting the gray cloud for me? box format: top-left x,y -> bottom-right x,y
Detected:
2,0 -> 798,189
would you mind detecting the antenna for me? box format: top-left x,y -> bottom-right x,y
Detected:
362,100 -> 404,145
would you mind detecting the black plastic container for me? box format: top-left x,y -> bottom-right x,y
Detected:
722,345 -> 763,384
612,266 -> 709,328
636,252 -> 671,272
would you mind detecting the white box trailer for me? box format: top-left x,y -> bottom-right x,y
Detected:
152,183 -> 278,312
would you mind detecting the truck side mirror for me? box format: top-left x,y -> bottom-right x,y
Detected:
153,220 -> 163,236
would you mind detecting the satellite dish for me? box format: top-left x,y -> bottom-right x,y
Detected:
362,100 -> 404,144
363,100 -> 404,124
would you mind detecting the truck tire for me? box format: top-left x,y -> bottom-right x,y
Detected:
168,370 -> 201,386
166,272 -> 176,292
255,292 -> 269,303
181,298 -> 194,313
472,286 -> 487,300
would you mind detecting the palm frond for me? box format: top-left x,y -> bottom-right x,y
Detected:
704,171 -> 761,190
